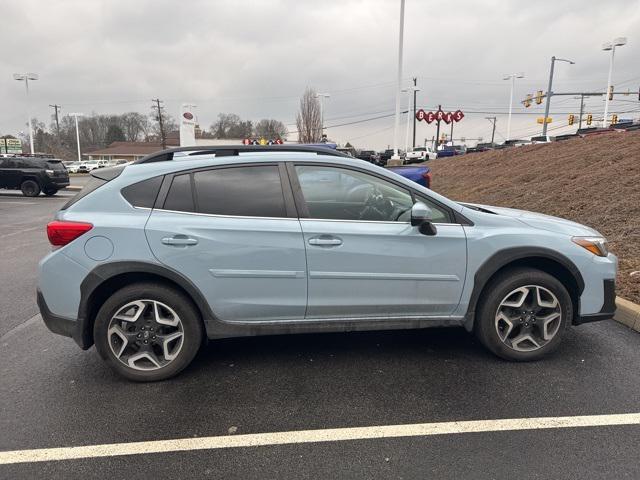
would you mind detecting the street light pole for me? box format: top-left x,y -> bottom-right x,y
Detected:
392,0 -> 405,161
13,73 -> 39,154
602,37 -> 627,128
503,72 -> 524,141
402,86 -> 419,154
542,57 -> 574,136
412,77 -> 417,149
315,93 -> 330,138
69,113 -> 84,161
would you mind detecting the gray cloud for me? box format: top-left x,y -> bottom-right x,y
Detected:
1,0 -> 638,148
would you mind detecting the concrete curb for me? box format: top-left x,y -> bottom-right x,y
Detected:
614,297 -> 640,333
65,186 -> 82,191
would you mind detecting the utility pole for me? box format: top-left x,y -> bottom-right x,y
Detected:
435,104 -> 442,151
485,116 -> 497,145
151,98 -> 166,149
412,77 -> 417,149
49,104 -> 61,136
576,94 -> 585,130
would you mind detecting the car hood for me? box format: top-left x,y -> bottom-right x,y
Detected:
462,203 -> 602,237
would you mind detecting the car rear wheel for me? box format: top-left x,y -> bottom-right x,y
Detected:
94,282 -> 203,381
475,268 -> 572,361
20,179 -> 41,197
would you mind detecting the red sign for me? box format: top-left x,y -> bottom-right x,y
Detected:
452,110 -> 465,122
415,108 -> 464,125
183,112 -> 194,120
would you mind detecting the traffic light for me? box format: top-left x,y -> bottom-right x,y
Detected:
611,114 -> 618,125
568,114 -> 575,126
536,90 -> 543,105
586,114 -> 593,126
524,94 -> 532,108
608,85 -> 614,101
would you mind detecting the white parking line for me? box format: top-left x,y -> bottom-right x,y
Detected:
1,413 -> 638,465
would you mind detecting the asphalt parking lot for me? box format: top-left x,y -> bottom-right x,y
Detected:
1,188 -> 639,479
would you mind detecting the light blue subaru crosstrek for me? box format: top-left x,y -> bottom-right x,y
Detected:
38,145 -> 617,381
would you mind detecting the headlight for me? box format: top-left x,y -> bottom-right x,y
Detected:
45,169 -> 54,175
572,236 -> 608,257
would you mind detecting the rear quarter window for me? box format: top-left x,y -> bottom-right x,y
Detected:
121,176 -> 163,208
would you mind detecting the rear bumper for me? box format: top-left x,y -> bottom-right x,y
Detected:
46,177 -> 70,189
575,279 -> 616,324
37,288 -> 89,349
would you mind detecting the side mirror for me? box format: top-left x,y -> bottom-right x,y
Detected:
411,201 -> 438,236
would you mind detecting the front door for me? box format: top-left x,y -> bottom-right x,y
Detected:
145,164 -> 307,322
292,164 -> 467,319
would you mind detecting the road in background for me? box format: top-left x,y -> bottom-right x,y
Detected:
1,195 -> 639,479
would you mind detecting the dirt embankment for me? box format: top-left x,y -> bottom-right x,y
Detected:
429,131 -> 640,303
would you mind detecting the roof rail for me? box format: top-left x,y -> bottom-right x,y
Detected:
132,145 -> 351,164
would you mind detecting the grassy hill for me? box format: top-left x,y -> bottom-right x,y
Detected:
428,131 -> 640,303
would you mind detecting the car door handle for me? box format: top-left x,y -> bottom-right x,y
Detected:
161,235 -> 198,246
308,236 -> 343,246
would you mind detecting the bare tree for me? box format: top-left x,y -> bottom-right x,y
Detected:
210,113 -> 252,139
121,112 -> 150,142
296,87 -> 322,143
254,119 -> 287,140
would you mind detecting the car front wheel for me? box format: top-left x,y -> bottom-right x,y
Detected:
475,268 -> 572,361
94,283 -> 203,381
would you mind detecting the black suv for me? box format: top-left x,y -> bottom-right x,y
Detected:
0,155 -> 69,196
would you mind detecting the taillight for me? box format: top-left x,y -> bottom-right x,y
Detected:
422,171 -> 433,188
46,221 -> 93,246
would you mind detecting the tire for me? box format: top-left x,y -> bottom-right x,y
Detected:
43,187 -> 58,196
474,268 -> 573,361
94,282 -> 203,381
20,179 -> 41,197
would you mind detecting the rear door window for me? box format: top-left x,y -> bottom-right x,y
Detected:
193,165 -> 286,217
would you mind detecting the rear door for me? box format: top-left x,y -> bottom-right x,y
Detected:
145,163 -> 307,322
290,164 -> 467,319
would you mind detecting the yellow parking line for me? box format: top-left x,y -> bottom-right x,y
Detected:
1,413 -> 639,465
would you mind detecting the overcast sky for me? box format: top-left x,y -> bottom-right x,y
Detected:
1,0 -> 639,148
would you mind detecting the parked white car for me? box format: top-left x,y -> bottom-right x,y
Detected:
405,146 -> 437,163
78,160 -> 109,172
65,161 -> 81,173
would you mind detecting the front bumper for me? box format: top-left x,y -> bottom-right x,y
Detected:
37,288 -> 87,348
575,279 -> 617,324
